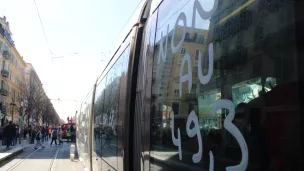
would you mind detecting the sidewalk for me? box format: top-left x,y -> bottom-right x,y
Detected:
0,138 -> 33,164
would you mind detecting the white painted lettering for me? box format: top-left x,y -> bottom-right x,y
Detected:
158,24 -> 169,64
210,99 -> 249,171
198,43 -> 214,84
171,12 -> 187,53
171,111 -> 182,160
186,111 -> 202,163
209,151 -> 214,171
192,0 -> 219,27
167,1 -> 249,171
179,52 -> 192,97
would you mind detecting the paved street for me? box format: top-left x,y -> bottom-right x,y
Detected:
0,139 -> 84,171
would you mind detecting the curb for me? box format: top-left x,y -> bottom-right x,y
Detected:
0,147 -> 24,164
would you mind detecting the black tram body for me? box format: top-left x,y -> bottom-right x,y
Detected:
76,0 -> 303,170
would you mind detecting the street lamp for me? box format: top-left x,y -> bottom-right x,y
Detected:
10,102 -> 15,122
19,100 -> 24,145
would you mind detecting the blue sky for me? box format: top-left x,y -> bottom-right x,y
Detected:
0,0 -> 142,120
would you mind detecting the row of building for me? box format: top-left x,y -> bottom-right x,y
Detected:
0,16 -> 57,127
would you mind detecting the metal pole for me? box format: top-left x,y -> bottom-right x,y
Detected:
19,105 -> 24,145
11,105 -> 13,122
22,106 -> 25,145
19,101 -> 25,145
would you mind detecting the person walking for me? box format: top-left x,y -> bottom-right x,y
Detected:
66,128 -> 71,142
45,126 -> 48,141
48,127 -> 52,139
41,126 -> 46,144
30,127 -> 36,144
28,126 -> 32,142
12,124 -> 18,146
3,121 -> 16,148
23,128 -> 27,140
34,126 -> 45,149
50,128 -> 58,145
57,128 -> 63,145
14,125 -> 19,145
70,125 -> 75,142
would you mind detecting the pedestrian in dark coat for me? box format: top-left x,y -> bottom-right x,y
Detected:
3,121 -> 16,148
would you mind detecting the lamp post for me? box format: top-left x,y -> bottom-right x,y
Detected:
19,100 -> 24,145
10,103 -> 15,122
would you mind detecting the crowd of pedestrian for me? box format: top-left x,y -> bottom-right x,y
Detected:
1,121 -> 19,148
1,123 -> 76,149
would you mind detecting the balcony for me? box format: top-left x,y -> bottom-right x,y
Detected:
1,80 -> 8,96
1,69 -> 9,78
0,87 -> 8,96
2,50 -> 11,60
1,105 -> 7,114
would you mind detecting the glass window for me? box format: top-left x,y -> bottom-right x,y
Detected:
185,32 -> 190,41
180,48 -> 186,55
172,102 -> 179,115
198,35 -> 204,44
150,0 -> 302,171
93,45 -> 130,170
78,88 -> 94,170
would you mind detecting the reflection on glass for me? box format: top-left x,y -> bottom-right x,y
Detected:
93,46 -> 130,170
150,0 -> 301,171
78,90 -> 93,170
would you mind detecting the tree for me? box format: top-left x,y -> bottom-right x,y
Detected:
21,81 -> 44,125
21,80 -> 60,126
42,99 -> 60,124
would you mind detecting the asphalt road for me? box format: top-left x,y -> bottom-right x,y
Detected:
0,139 -> 84,171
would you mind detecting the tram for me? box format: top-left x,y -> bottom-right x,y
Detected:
76,0 -> 303,171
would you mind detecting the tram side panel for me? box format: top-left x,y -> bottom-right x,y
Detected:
77,88 -> 94,170
133,8 -> 158,171
92,34 -> 133,171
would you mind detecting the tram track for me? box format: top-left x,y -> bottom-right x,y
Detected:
48,146 -> 60,171
5,146 -> 60,171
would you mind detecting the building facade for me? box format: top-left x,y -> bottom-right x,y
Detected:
0,16 -> 26,125
0,16 -> 59,129
152,26 -> 222,132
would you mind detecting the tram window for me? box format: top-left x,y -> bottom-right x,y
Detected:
93,76 -> 107,159
77,90 -> 93,170
149,0 -> 302,171
93,45 -> 130,170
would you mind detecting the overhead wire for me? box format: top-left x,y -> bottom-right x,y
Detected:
102,0 -> 144,61
33,0 -> 53,57
34,0 -> 143,61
